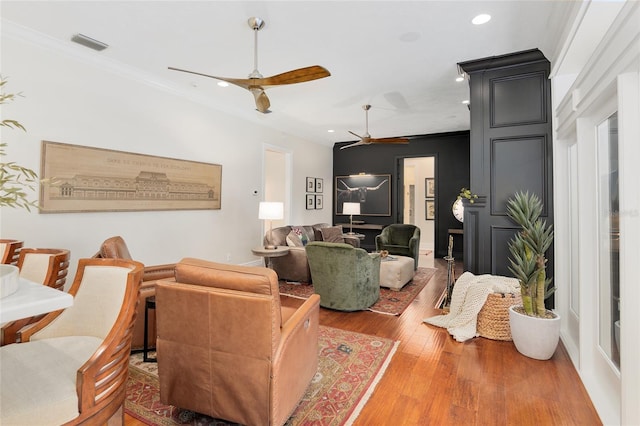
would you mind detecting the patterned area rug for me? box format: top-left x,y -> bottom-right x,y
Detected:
125,326 -> 399,425
280,267 -> 437,316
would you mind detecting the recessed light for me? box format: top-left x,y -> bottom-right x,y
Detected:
217,81 -> 229,87
472,14 -> 491,25
462,100 -> 470,105
456,76 -> 464,82
327,129 -> 335,133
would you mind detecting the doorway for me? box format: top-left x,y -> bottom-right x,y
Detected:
263,145 -> 292,230
402,156 -> 434,252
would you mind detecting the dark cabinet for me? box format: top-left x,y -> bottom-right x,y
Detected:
458,49 -> 554,278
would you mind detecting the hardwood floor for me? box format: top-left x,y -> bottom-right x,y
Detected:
125,254 -> 602,426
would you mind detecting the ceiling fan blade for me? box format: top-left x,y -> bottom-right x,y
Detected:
168,67 -> 253,90
168,66 -> 226,81
340,140 -> 368,150
251,89 -> 271,113
259,66 -> 331,86
169,65 -> 330,88
348,130 -> 363,139
369,137 -> 410,145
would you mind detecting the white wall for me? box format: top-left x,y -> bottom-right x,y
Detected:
404,157 -> 435,251
0,24 -> 333,279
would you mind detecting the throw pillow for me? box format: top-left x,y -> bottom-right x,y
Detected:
285,231 -> 304,247
320,226 -> 345,244
292,226 -> 309,246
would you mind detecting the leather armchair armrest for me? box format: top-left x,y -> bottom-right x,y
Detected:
272,294 -> 321,424
277,294 -> 320,356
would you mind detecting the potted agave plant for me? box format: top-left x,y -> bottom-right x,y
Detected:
506,191 -> 560,360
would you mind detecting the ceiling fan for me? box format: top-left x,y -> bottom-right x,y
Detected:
168,17 -> 330,113
340,105 -> 410,149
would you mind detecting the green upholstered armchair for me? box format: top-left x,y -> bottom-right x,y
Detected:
305,241 -> 381,311
375,224 -> 421,270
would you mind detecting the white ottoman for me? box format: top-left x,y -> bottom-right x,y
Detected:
379,255 -> 415,291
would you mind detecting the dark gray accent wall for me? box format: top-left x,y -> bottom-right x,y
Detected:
333,131 -> 470,256
458,49 -> 554,282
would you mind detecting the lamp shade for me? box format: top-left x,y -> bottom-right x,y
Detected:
259,202 -> 284,220
343,202 -> 360,215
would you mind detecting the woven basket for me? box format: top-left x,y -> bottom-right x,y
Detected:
477,292 -> 522,341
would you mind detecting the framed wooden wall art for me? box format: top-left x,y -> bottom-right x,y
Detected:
39,141 -> 222,213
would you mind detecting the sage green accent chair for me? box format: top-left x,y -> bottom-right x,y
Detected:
375,224 -> 421,270
305,241 -> 381,311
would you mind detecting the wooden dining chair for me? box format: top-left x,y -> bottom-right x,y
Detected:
17,247 -> 71,290
0,258 -> 144,425
0,239 -> 23,265
1,248 -> 71,345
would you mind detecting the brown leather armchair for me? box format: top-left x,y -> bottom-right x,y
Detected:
156,258 -> 320,426
94,236 -> 175,350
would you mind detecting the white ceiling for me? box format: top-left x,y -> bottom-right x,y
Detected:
1,1 -> 577,147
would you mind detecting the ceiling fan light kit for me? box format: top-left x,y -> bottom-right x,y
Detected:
169,17 -> 330,113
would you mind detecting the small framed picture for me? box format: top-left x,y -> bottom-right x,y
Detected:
426,199 -> 435,220
306,177 -> 316,193
315,178 -> 323,193
425,178 -> 435,198
306,194 -> 316,209
315,195 -> 323,209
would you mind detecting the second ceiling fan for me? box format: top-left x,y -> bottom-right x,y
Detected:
340,105 -> 410,149
168,17 -> 330,113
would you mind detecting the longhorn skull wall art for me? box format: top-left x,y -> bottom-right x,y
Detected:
335,174 -> 391,216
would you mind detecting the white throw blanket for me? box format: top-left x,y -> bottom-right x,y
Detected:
424,272 -> 519,342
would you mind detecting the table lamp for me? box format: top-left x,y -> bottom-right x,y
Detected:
259,201 -> 284,249
343,202 -> 360,235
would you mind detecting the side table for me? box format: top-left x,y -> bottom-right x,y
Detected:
343,232 -> 365,240
251,246 -> 290,269
143,296 -> 157,362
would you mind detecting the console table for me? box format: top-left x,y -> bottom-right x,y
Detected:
336,223 -> 384,251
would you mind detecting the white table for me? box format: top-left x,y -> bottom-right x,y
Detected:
0,278 -> 73,324
252,246 -> 290,269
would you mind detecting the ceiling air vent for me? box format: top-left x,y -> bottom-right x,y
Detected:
70,33 -> 108,51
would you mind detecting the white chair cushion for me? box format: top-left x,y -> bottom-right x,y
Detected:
19,253 -> 53,284
0,336 -> 102,425
31,265 -> 128,340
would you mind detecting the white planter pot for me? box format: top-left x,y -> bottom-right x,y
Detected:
508,305 -> 561,360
